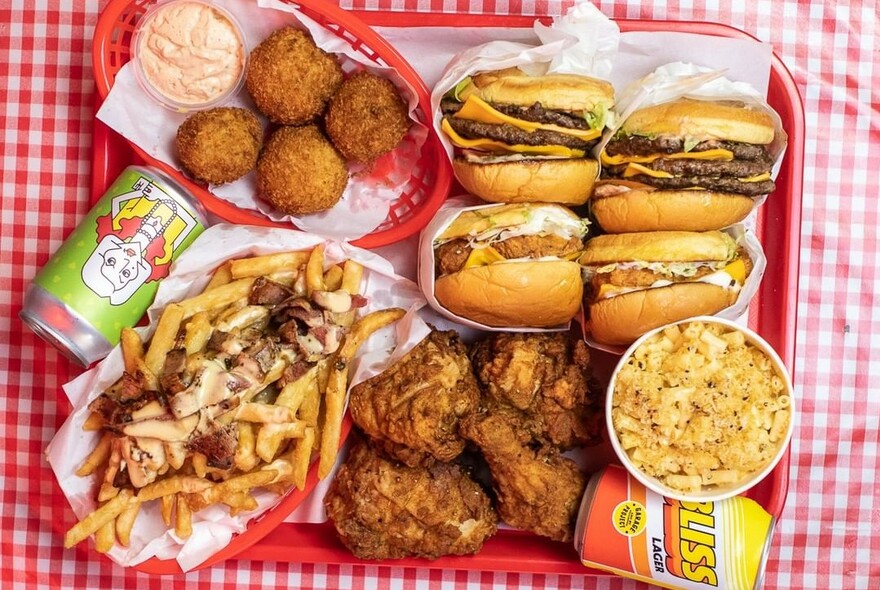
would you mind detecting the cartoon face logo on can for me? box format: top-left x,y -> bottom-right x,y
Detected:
23,166 -> 207,365
81,174 -> 201,305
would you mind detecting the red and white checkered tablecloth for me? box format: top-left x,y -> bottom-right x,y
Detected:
1,0 -> 877,588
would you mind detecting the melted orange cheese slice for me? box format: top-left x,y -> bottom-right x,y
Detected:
455,95 -> 601,141
441,119 -> 585,157
601,148 -> 735,166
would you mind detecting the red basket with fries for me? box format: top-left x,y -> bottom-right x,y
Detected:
92,0 -> 452,249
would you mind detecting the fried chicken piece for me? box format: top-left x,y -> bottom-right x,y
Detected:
324,438 -> 498,560
176,107 -> 262,184
461,408 -> 586,542
325,71 -> 410,163
470,332 -> 603,449
245,27 -> 343,124
349,330 -> 479,466
256,125 -> 348,215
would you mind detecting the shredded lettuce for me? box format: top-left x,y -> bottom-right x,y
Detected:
584,103 -> 609,131
683,136 -> 701,152
447,77 -> 473,102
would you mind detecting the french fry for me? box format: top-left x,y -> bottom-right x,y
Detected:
336,260 -> 365,327
192,452 -> 208,479
164,441 -> 187,471
189,470 -> 277,510
306,244 -> 325,295
318,308 -> 406,478
160,494 -> 175,527
98,482 -> 119,503
82,412 -> 105,431
94,519 -> 116,553
230,251 -> 310,279
144,303 -> 185,376
292,427 -> 316,490
204,261 -> 233,291
183,311 -> 213,356
137,475 -> 213,502
175,495 -> 193,539
120,328 -> 145,375
64,488 -> 136,548
341,260 -> 364,295
323,264 -> 344,291
297,362 -> 325,428
177,277 -> 256,319
135,359 -> 160,391
234,422 -> 258,472
275,367 -> 318,414
256,422 -> 307,463
225,492 -> 259,516
115,503 -> 141,547
76,433 -> 112,477
236,402 -> 296,424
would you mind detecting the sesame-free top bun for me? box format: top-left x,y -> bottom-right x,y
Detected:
588,282 -> 737,346
590,183 -> 755,233
454,157 -> 599,205
434,260 -> 583,328
620,98 -> 775,145
438,202 -> 582,241
579,230 -> 735,265
459,67 -> 614,113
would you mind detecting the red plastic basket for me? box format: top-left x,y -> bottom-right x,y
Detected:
92,0 -> 452,249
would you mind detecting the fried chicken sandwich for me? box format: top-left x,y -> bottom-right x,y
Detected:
430,202 -> 589,328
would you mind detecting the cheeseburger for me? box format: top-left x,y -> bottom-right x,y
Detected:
593,98 -> 778,233
580,230 -> 753,346
440,67 -> 614,205
433,203 -> 588,327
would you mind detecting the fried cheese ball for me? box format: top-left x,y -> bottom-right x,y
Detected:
246,27 -> 344,124
325,71 -> 410,163
176,107 -> 262,184
324,438 -> 498,560
256,125 -> 348,215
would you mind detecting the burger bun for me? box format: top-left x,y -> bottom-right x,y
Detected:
435,260 -> 583,327
588,282 -> 737,346
621,98 -> 775,145
591,184 -> 756,233
461,68 -> 614,113
454,157 -> 599,205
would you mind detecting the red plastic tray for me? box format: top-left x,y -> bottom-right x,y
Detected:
90,9 -> 804,577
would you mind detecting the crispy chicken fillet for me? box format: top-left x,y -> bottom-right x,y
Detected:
324,439 -> 498,560
349,330 -> 480,466
470,332 -> 603,449
461,408 -> 586,542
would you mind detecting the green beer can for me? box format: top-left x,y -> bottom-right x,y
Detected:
21,166 -> 208,366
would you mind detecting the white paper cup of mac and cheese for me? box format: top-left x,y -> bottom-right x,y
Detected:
606,316 -> 794,502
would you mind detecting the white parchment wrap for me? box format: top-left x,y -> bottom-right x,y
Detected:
583,223 -> 768,355
96,0 -> 428,241
429,2 -> 620,163
416,196 -> 582,332
46,224 -> 433,571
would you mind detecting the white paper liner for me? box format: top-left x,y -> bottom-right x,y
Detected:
96,0 -> 428,242
46,224 -> 434,571
583,223 -> 767,355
